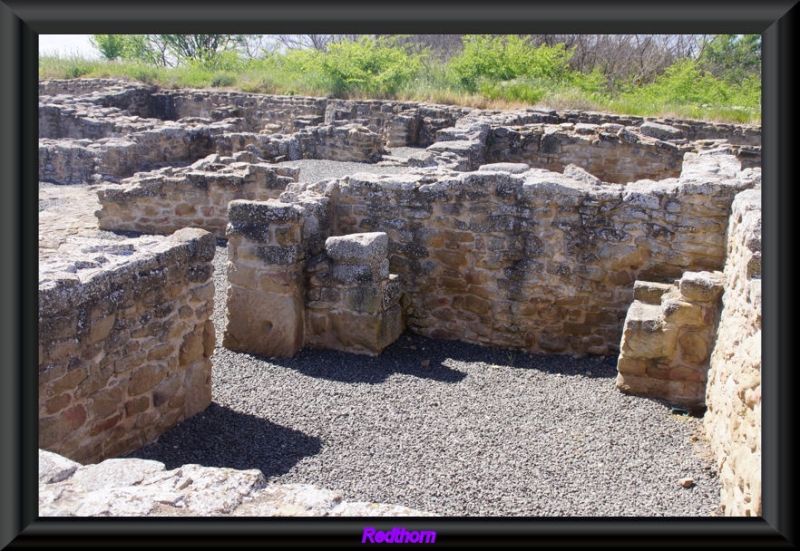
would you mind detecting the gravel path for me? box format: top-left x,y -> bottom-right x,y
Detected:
127,240 -> 723,517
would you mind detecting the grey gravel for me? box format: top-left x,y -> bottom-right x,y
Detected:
127,240 -> 723,517
275,147 -> 422,183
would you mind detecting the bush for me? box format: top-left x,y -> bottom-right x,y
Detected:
318,36 -> 424,98
448,35 -> 573,92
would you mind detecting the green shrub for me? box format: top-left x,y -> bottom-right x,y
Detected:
319,36 -> 424,98
448,35 -> 573,92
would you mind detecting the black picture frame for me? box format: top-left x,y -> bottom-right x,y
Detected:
1,1 -> 795,548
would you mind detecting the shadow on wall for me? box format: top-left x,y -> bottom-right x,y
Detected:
125,403 -> 322,477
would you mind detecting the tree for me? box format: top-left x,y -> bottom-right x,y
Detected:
90,35 -> 127,60
90,34 -> 245,67
699,34 -> 761,83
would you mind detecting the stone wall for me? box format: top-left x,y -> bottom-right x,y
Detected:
486,123 -> 689,183
615,272 -> 724,408
39,118 -> 241,185
224,153 -> 755,358
222,199 -> 314,358
703,189 -> 762,516
213,122 -> 386,163
223,199 -> 405,358
38,228 -> 217,464
95,153 -> 299,237
40,79 -> 761,187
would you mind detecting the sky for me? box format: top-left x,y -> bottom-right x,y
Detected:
39,35 -> 99,58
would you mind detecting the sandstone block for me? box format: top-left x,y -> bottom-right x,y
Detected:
223,286 -> 304,358
662,299 -> 706,326
633,281 -> 673,304
679,332 -> 710,364
678,271 -> 724,302
325,232 -> 388,263
640,121 -> 683,140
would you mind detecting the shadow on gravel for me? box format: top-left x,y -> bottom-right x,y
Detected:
124,403 -> 322,477
258,332 -> 619,384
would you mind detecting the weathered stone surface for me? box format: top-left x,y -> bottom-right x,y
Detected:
679,271 -> 724,302
223,286 -> 304,358
633,281 -> 674,304
39,229 -> 215,464
616,269 -> 723,408
41,79 -> 761,518
640,121 -> 683,140
326,232 -> 389,263
39,449 -> 435,517
704,189 -> 762,517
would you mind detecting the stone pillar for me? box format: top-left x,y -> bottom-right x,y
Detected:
305,232 -> 404,355
223,200 -> 306,358
615,271 -> 724,409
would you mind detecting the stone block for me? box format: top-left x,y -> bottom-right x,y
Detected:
662,299 -> 706,326
223,286 -> 304,358
678,271 -> 724,302
327,304 -> 403,355
344,285 -> 383,314
633,281 -> 673,304
325,232 -> 388,263
679,332 -> 710,364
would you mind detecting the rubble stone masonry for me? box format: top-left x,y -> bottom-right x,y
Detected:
38,228 -> 217,464
228,153 -> 756,359
703,189 -> 762,516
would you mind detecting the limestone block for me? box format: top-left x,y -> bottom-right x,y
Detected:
620,301 -> 677,358
662,299 -> 707,326
325,232 -> 388,263
640,121 -> 683,140
327,304 -> 404,355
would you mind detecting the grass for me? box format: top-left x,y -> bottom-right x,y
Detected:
39,53 -> 761,125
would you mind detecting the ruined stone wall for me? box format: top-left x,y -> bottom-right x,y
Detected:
227,153 -> 755,358
324,99 -> 470,147
39,119 -> 241,185
324,161 -> 749,356
96,153 -> 299,237
157,90 -> 327,132
223,198 -> 328,358
615,272 -> 724,408
703,189 -> 762,516
486,123 -> 688,183
38,228 -> 217,464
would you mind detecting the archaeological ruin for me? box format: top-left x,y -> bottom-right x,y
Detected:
38,78 -> 762,516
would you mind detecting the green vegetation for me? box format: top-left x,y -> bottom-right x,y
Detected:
40,34 -> 761,124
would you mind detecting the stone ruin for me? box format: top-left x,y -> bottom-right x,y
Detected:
38,79 -> 762,516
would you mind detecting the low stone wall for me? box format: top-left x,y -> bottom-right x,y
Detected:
703,189 -> 762,516
95,153 -> 299,237
38,228 -> 216,464
615,272 -> 724,408
486,123 -> 689,183
39,118 -> 241,185
223,153 -> 755,358
213,123 -> 386,163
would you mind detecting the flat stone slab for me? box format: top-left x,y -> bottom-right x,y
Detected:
326,232 -> 388,263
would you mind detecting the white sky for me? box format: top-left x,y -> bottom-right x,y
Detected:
39,35 -> 99,58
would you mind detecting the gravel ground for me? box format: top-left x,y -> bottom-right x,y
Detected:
274,147 -> 423,183
127,240 -> 723,517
